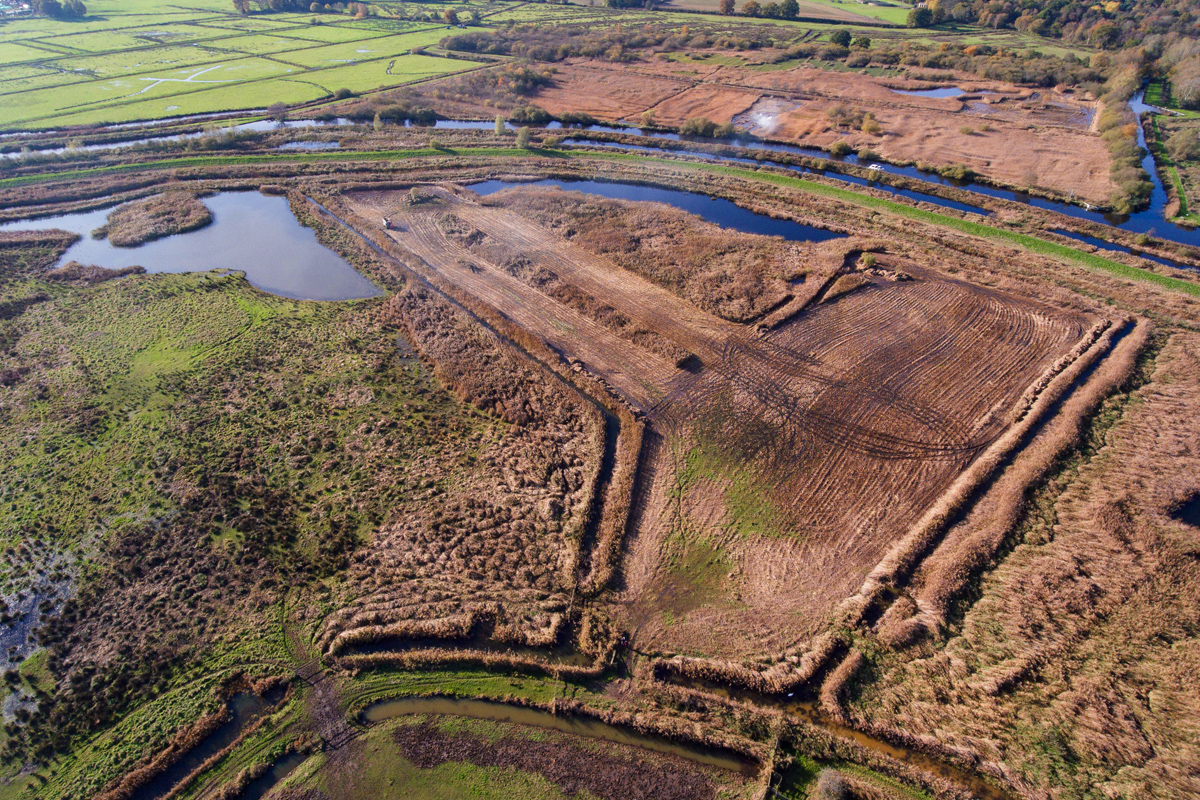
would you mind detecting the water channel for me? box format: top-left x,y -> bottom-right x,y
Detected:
132,693 -> 272,800
468,177 -> 847,243
361,695 -> 758,775
0,192 -> 381,301
5,92 -> 1194,252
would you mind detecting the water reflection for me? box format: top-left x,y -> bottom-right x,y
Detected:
0,192 -> 381,301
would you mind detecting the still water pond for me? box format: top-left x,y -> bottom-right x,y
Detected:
469,178 -> 846,244
0,192 -> 381,301
890,86 -> 966,98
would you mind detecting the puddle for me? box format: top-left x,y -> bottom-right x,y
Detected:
891,86 -> 966,98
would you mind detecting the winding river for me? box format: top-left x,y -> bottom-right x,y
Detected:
5,90 -> 1193,253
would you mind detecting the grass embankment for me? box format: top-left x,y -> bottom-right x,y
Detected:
5,145 -> 1196,298
1145,80 -> 1200,120
1149,115 -> 1200,226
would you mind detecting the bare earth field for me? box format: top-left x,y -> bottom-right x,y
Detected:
342,184 -> 1098,657
516,59 -> 1112,203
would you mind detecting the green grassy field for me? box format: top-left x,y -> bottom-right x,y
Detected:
0,0 -> 485,129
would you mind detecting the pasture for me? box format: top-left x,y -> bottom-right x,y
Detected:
0,0 -> 485,129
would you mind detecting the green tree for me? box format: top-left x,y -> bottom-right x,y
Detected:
719,0 -> 735,13
741,0 -> 760,15
830,29 -> 851,47
443,7 -> 458,24
907,6 -> 933,26
515,127 -> 532,148
495,115 -> 506,136
780,0 -> 798,17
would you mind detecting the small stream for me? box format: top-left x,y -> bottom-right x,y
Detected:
133,693 -> 270,800
361,695 -> 758,775
0,192 -> 381,301
668,677 -> 1010,800
238,750 -> 309,800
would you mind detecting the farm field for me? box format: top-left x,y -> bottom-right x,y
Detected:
0,0 -> 484,129
341,182 -> 1098,655
659,0 -> 909,25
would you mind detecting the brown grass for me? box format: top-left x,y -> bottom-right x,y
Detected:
854,329 -> 1200,800
96,191 -> 212,247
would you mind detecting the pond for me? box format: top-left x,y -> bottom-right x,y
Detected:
1172,496 -> 1200,528
0,192 -> 381,301
890,86 -> 966,98
468,178 -> 847,244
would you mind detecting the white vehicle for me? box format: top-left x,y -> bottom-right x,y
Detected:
867,164 -> 884,171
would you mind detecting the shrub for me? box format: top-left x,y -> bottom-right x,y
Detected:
1167,127 -> 1200,161
907,6 -> 933,26
515,127 -> 533,148
680,116 -> 718,137
816,769 -> 848,799
940,162 -> 976,181
714,122 -> 737,139
509,105 -> 551,124
558,111 -> 599,126
829,140 -> 852,157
